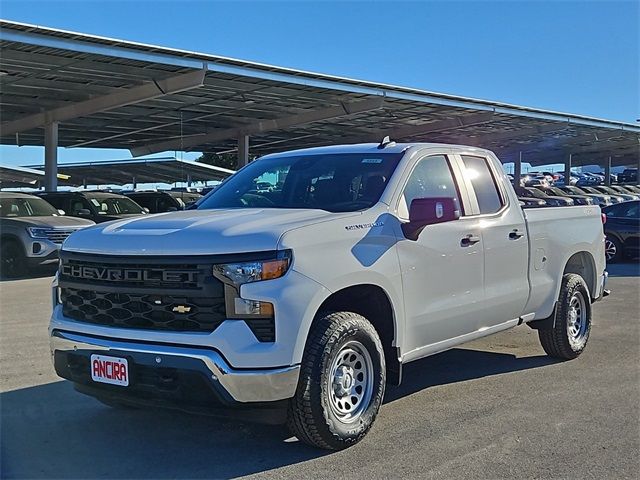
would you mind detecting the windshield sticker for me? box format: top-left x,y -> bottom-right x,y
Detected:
362,158 -> 383,164
345,221 -> 384,231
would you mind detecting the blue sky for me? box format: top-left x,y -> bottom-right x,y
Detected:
0,0 -> 638,171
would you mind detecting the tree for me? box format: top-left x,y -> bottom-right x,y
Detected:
196,152 -> 238,170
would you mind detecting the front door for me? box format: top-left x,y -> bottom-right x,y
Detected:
396,154 -> 485,357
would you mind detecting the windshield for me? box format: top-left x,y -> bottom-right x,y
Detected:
0,196 -> 60,217
198,152 -> 404,212
87,196 -> 145,215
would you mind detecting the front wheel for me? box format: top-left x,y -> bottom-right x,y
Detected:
538,273 -> 592,359
0,240 -> 26,279
605,236 -> 623,263
287,311 -> 386,450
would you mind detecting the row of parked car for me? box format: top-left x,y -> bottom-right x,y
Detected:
514,184 -> 639,263
515,168 -> 638,189
0,189 -> 202,277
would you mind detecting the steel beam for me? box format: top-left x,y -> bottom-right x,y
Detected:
1,69 -> 206,136
130,96 -> 385,156
44,122 -> 58,191
564,154 -> 572,180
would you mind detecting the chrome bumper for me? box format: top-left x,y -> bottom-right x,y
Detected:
50,330 -> 300,403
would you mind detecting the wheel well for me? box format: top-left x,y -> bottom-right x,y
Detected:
317,284 -> 401,385
563,252 -> 596,299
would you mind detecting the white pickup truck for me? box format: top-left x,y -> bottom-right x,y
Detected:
50,141 -> 608,450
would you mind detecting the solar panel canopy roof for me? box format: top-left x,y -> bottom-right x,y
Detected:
0,19 -> 638,169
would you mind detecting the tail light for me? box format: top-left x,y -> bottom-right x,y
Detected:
601,213 -> 607,224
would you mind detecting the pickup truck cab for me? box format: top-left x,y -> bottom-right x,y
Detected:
50,142 -> 607,450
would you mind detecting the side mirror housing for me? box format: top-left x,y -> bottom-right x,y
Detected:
143,207 -> 150,213
77,209 -> 91,217
57,209 -> 66,216
402,197 -> 461,241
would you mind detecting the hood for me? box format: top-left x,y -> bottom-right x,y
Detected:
93,213 -> 146,223
7,216 -> 95,228
63,208 -> 354,255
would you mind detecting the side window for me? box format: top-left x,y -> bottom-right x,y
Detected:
461,155 -> 504,214
399,155 -> 462,219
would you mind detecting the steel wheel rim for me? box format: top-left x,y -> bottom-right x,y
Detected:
328,340 -> 374,423
567,291 -> 588,347
604,239 -> 617,261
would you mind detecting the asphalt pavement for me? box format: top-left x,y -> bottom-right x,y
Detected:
1,263 -> 638,479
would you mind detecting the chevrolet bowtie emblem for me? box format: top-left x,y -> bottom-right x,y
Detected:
172,305 -> 192,314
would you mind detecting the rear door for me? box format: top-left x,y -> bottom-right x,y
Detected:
456,153 -> 530,326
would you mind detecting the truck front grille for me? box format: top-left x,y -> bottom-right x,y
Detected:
61,287 -> 226,332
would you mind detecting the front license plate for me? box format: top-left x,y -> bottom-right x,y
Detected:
90,354 -> 129,387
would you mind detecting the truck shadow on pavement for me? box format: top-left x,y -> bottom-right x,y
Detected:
1,348 -> 557,479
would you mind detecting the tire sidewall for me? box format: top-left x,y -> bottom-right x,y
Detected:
318,321 -> 385,442
1,240 -> 25,278
557,275 -> 592,355
605,235 -> 622,263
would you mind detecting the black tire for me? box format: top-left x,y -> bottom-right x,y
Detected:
605,235 -> 623,263
287,311 -> 386,450
538,273 -> 592,360
0,240 -> 26,279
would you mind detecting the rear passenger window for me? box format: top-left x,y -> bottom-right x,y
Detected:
461,155 -> 504,214
399,155 -> 462,219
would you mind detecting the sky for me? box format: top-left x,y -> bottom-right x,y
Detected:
0,0 -> 638,172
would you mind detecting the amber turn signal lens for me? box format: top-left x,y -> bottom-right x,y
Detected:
262,259 -> 289,280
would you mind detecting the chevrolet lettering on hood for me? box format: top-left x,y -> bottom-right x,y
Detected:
60,264 -> 196,283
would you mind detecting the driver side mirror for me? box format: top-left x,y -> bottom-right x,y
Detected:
402,197 -> 461,241
77,209 -> 91,217
57,209 -> 66,216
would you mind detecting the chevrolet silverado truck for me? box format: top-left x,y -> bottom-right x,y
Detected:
50,141 -> 608,450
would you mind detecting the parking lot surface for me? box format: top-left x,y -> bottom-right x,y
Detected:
1,264 -> 639,479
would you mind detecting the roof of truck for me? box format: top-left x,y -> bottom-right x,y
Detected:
260,142 -> 494,159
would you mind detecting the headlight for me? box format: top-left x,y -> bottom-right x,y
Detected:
212,251 -> 290,319
213,251 -> 291,286
27,227 -> 49,239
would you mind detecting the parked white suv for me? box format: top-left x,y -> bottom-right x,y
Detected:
50,141 -> 607,449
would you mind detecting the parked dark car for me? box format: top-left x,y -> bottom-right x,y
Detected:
602,200 -> 639,263
618,169 -> 638,184
123,191 -> 202,213
610,185 -> 640,195
578,186 -> 626,203
0,192 -> 94,277
36,191 -> 147,223
539,186 -> 595,206
518,197 -> 546,207
516,186 -> 574,206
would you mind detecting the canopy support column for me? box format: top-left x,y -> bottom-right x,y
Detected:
44,122 -> 59,191
514,152 -> 523,188
238,135 -> 250,168
605,156 -> 612,186
564,153 -> 572,185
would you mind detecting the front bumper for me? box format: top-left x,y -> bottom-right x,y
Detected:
50,330 -> 300,405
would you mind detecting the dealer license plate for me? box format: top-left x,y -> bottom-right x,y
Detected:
90,354 -> 129,387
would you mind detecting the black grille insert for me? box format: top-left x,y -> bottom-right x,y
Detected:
62,287 -> 226,332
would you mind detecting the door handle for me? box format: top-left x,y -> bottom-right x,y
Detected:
461,234 -> 481,246
509,229 -> 525,240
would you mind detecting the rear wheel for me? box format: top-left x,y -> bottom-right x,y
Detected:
0,240 -> 25,278
287,311 -> 385,450
604,236 -> 623,263
538,273 -> 591,359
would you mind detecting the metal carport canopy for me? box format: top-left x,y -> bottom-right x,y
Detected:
26,157 -> 235,186
0,163 -> 69,187
0,19 -> 639,169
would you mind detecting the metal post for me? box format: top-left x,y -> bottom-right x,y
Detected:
238,135 -> 250,168
605,156 -> 612,186
514,152 -> 522,188
564,153 -> 572,185
132,176 -> 137,190
186,174 -> 192,187
82,178 -> 87,189
44,122 -> 59,191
